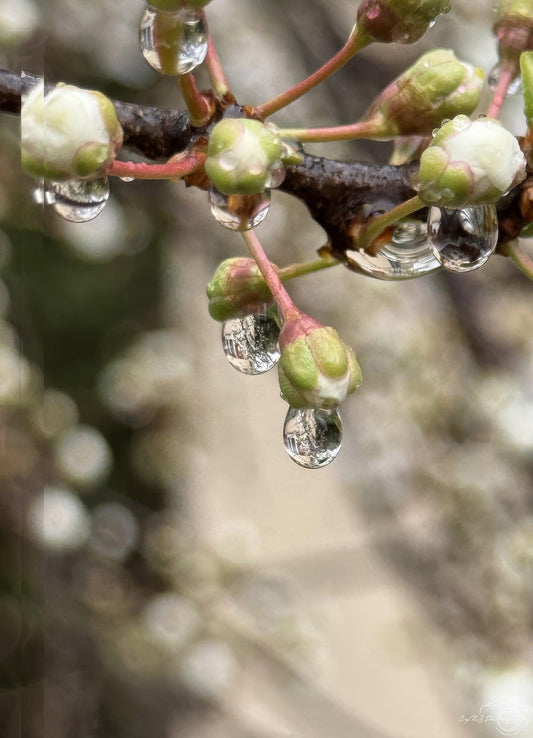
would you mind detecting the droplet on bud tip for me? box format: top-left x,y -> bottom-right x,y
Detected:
140,7 -> 207,76
46,178 -> 110,222
283,407 -> 342,469
222,311 -> 280,375
209,187 -> 271,231
427,204 -> 498,272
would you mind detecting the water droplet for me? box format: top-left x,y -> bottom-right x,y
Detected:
283,407 -> 342,469
488,63 -> 522,95
46,178 -> 110,222
209,187 -> 271,231
428,205 -> 498,272
140,7 -> 207,76
32,180 -> 45,205
119,176 -> 135,183
344,219 -> 441,280
222,310 -> 280,375
265,162 -> 286,188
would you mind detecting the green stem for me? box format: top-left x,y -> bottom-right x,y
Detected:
106,153 -> 206,180
278,255 -> 339,281
505,240 -> 533,280
252,27 -> 370,119
242,230 -> 298,320
356,195 -> 425,255
278,118 -> 385,143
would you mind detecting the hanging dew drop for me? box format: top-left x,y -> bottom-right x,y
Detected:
140,7 -> 207,76
209,187 -> 271,231
283,407 -> 343,469
222,311 -> 280,375
343,219 -> 441,280
427,205 -> 498,272
46,178 -> 110,222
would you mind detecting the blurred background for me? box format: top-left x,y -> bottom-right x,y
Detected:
1,0 -> 533,736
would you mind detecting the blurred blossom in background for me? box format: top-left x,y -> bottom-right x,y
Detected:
1,1 -> 533,737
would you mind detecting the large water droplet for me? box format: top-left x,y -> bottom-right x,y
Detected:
427,205 -> 498,272
140,7 -> 207,76
46,178 -> 110,222
488,63 -> 522,95
209,187 -> 271,231
283,407 -> 342,469
344,219 -> 441,280
222,310 -> 280,375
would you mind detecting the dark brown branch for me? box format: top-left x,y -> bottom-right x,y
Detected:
2,68 -> 531,256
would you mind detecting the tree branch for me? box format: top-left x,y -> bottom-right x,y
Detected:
3,68 -> 531,259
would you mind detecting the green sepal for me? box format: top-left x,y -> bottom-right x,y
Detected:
521,52 -> 533,127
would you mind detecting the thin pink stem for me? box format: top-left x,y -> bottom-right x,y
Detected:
106,153 -> 206,180
487,61 -> 517,119
204,17 -> 230,96
252,29 -> 370,119
242,230 -> 298,320
278,119 -> 384,143
180,74 -> 213,126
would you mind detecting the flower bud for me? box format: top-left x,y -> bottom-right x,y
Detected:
278,312 -> 362,409
362,49 -> 483,137
494,0 -> 533,64
148,0 -> 211,9
206,258 -> 273,321
356,0 -> 450,45
205,118 -> 283,195
21,81 -> 123,181
417,115 -> 527,208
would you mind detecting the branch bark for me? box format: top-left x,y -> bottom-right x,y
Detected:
3,68 -> 531,259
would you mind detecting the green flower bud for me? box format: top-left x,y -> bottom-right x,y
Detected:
21,81 -> 123,181
494,0 -> 533,62
362,49 -> 483,137
356,0 -> 450,45
417,115 -> 527,208
205,118 -> 283,195
278,312 -> 362,409
148,0 -> 211,10
521,51 -> 533,126
206,258 -> 273,321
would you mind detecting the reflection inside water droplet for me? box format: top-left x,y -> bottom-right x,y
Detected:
344,219 -> 441,280
283,407 -> 343,469
140,7 -> 207,76
46,178 -> 110,222
209,187 -> 271,231
222,311 -> 280,375
427,205 -> 498,272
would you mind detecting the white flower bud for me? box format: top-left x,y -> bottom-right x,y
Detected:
21,81 -> 123,181
418,115 -> 527,208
